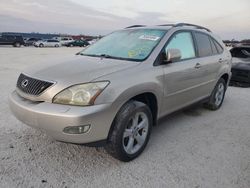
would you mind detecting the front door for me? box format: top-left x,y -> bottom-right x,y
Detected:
160,31 -> 207,115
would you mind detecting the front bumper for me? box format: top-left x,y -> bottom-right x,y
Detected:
9,91 -> 115,144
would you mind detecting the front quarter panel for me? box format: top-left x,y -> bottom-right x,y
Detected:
94,64 -> 165,118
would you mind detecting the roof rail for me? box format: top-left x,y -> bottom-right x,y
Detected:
125,25 -> 146,29
174,23 -> 211,32
157,24 -> 175,27
125,23 -> 211,32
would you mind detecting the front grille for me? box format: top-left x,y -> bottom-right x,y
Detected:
17,73 -> 54,96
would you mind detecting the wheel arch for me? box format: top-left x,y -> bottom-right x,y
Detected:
220,73 -> 229,84
107,91 -> 159,141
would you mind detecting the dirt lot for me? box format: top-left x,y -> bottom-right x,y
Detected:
0,47 -> 249,188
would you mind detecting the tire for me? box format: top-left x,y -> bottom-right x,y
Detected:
70,44 -> 73,47
55,44 -> 59,47
13,42 -> 21,47
105,100 -> 153,162
204,78 -> 226,110
39,43 -> 44,47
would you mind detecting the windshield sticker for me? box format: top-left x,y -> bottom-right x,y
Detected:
128,50 -> 137,58
128,46 -> 151,58
139,35 -> 160,41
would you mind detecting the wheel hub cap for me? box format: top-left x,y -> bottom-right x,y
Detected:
122,112 -> 149,155
215,83 -> 225,106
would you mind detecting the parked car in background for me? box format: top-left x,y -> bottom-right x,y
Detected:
25,38 -> 42,46
53,37 -> 74,46
230,46 -> 250,85
65,40 -> 90,47
86,38 -> 98,45
60,37 -> 74,45
0,34 -> 25,47
34,39 -> 61,47
9,23 -> 231,161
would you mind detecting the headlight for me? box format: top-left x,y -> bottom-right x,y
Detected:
53,81 -> 109,106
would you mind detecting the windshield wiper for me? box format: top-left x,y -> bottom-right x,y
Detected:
99,54 -> 116,58
79,53 -> 113,58
79,53 -> 141,62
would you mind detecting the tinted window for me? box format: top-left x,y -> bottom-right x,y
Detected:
213,39 -> 223,54
28,38 -> 36,41
165,32 -> 195,60
195,32 -> 213,57
48,40 -> 58,42
6,36 -> 15,40
209,38 -> 218,55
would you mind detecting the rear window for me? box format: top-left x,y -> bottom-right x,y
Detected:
194,32 -> 213,57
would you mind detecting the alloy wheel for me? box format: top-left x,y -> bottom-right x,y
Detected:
122,112 -> 149,155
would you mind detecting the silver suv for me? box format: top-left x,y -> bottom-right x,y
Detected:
9,23 -> 232,161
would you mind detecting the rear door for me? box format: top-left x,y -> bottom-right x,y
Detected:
161,31 -> 208,114
193,32 -> 223,93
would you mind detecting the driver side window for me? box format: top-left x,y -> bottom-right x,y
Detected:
165,32 -> 196,61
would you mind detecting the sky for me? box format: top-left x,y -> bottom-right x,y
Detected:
0,0 -> 249,40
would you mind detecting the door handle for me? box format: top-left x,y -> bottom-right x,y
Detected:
194,63 -> 202,69
218,58 -> 223,63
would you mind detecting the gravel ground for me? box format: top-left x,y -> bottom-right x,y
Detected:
0,47 -> 249,188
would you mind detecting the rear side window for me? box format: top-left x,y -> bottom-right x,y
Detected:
209,38 -> 218,55
165,32 -> 196,61
194,32 -> 213,57
213,39 -> 223,54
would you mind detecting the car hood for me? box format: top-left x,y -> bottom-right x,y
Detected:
24,55 -> 139,86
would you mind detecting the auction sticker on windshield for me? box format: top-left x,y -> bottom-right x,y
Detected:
139,35 -> 160,41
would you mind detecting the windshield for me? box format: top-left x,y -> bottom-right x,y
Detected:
80,29 -> 167,61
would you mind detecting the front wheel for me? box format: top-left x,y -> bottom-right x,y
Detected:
105,101 -> 152,162
204,78 -> 226,110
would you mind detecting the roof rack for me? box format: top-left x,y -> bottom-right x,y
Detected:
125,23 -> 211,32
125,25 -> 146,29
174,23 -> 211,32
157,24 -> 175,27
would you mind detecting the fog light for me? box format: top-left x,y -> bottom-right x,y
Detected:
63,125 -> 90,134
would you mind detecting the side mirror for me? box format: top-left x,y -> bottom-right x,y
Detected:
163,49 -> 182,63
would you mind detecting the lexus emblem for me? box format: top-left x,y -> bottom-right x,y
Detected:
21,79 -> 29,88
